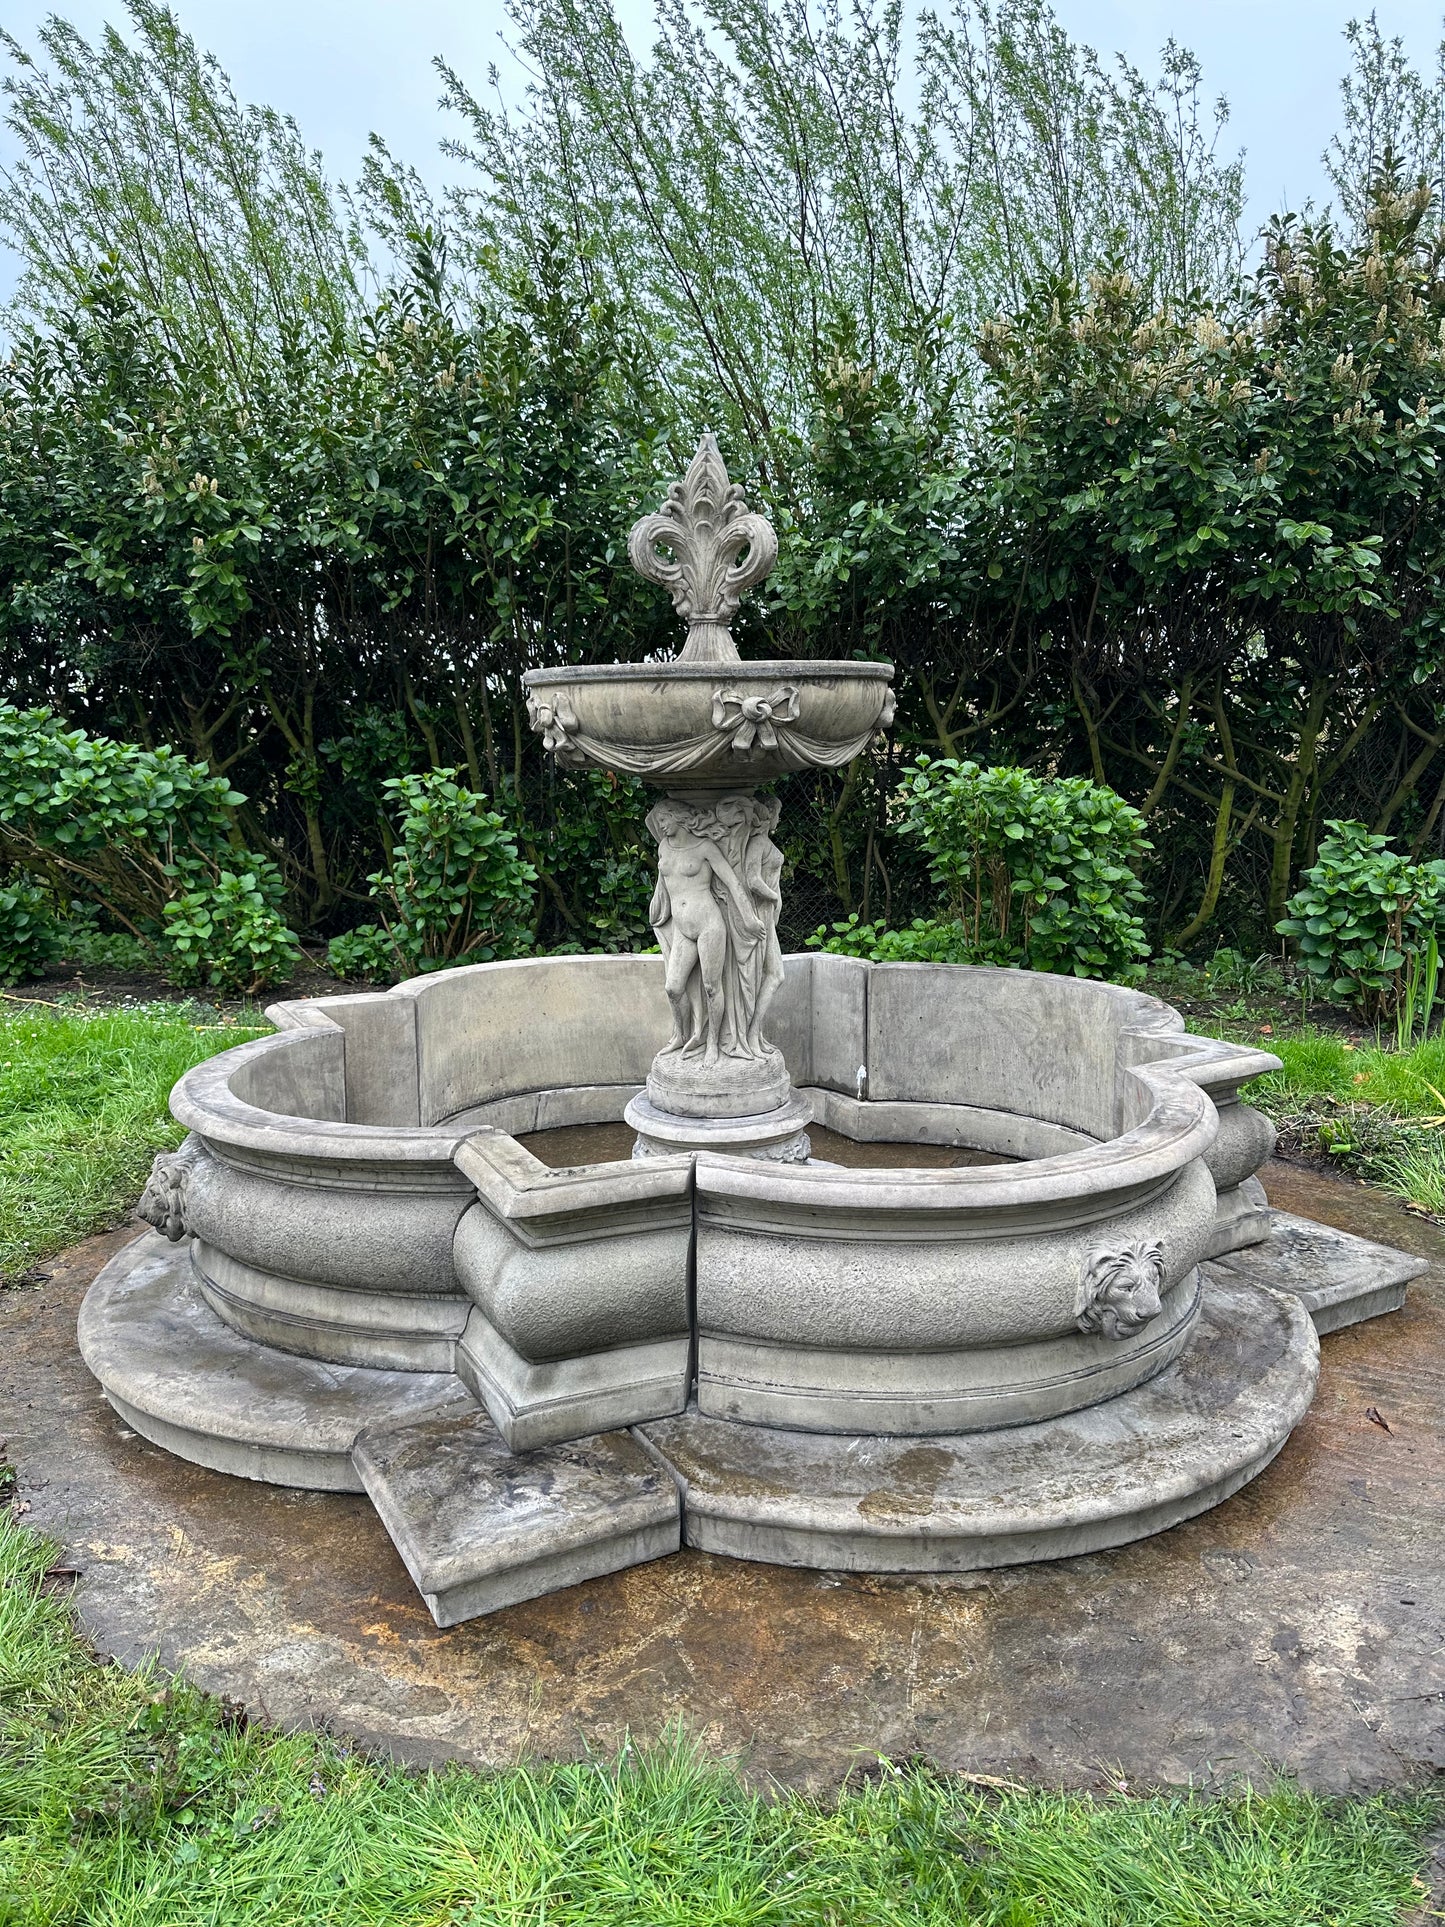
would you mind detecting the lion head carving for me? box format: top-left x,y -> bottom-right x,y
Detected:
1076,1239 -> 1166,1340
136,1134 -> 206,1243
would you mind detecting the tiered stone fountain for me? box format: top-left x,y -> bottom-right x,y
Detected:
526,435 -> 891,1162
80,438 -> 1426,1626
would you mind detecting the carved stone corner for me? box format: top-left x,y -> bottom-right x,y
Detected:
137,1132 -> 208,1243
1076,1238 -> 1166,1340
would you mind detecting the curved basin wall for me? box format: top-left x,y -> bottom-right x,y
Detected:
170,1028 -> 475,1371
691,961 -> 1247,1434
166,965 -> 700,1381
155,953 -> 1280,1442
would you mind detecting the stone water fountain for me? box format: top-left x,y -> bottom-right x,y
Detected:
81,438 -> 1427,1626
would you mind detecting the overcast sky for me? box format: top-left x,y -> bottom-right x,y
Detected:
2,0 -> 1443,308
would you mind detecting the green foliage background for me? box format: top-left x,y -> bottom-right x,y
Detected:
0,1 -> 1442,959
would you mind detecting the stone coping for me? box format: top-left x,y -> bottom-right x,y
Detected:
172,1029 -> 464,1166
163,958 -> 1281,1232
523,660 -> 894,686
455,1132 -> 692,1240
694,1070 -> 1212,1223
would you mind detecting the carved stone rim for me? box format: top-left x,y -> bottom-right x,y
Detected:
524,661 -> 893,687
169,961 -> 1258,1215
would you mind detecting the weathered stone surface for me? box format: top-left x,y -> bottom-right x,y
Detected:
192,1240 -> 467,1372
450,1179 -> 691,1356
448,1128 -> 693,1445
398,955 -> 669,1130
691,1157 -> 1220,1433
353,1406 -> 681,1626
78,1233 -> 461,1490
693,1269 -> 1204,1435
1201,1096 -> 1279,1195
14,1160 -> 1443,1792
454,1308 -> 690,1451
866,965 -> 1131,1135
1208,1208 -> 1429,1333
646,1273 -> 1318,1570
626,1090 -> 812,1163
158,954 -> 1284,1414
302,991 -> 421,1128
1203,1173 -> 1273,1259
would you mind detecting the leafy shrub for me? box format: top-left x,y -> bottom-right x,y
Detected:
0,873 -> 59,984
815,761 -> 1151,980
1277,820 -> 1445,1020
0,706 -> 244,925
0,706 -> 302,989
808,914 -> 974,963
329,771 -> 536,977
158,865 -> 303,994
326,922 -> 399,984
544,771 -> 654,950
51,906 -> 152,975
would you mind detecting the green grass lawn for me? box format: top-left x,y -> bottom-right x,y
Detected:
1237,1029 -> 1445,1216
1,995 -> 1442,1922
0,1514 -> 1437,1927
0,1000 -> 267,1282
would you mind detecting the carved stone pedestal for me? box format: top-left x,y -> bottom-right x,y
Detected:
641,787 -> 792,1126
646,1046 -> 790,1120
626,1090 -> 813,1164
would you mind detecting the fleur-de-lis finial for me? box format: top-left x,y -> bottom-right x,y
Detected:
627,433 -> 778,663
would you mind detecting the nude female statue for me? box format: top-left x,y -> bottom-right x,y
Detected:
647,799 -> 765,1066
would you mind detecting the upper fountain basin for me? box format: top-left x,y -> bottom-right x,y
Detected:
523,660 -> 894,788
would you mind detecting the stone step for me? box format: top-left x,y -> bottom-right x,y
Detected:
78,1232 -> 464,1491
640,1274 -> 1319,1573
351,1406 -> 682,1626
1207,1209 -> 1428,1334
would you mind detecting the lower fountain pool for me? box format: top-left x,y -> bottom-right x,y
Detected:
518,1118 -> 1016,1170
75,948 -> 1428,1624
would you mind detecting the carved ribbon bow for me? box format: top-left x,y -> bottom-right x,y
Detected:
712,684 -> 800,754
525,692 -> 581,761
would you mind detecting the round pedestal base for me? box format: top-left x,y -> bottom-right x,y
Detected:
626,1091 -> 814,1163
646,1045 -> 790,1119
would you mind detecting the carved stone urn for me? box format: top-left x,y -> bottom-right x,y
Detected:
523,434 -> 895,1158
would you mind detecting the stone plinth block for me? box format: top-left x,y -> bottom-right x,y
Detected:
353,1408 -> 682,1625
1207,1208 -> 1429,1333
640,1274 -> 1318,1572
646,1043 -> 791,1121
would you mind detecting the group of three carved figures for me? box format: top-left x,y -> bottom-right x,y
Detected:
648,791 -> 785,1069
